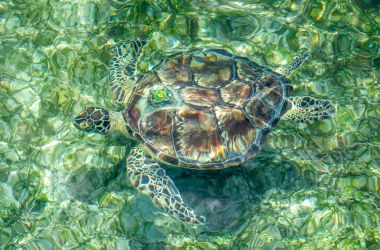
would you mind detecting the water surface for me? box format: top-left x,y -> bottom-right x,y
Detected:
0,0 -> 379,249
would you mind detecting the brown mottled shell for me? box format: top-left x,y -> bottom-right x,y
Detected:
123,49 -> 290,169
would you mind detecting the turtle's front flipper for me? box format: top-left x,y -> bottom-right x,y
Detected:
126,145 -> 205,224
277,51 -> 311,78
282,96 -> 335,122
109,39 -> 147,104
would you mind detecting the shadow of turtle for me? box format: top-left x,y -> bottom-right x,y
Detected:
165,148 -> 313,233
66,147 -> 313,235
66,159 -> 124,202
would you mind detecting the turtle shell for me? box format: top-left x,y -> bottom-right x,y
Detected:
123,49 -> 290,169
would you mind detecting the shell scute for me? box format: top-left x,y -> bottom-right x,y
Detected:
255,74 -> 283,108
173,108 -> 226,163
214,106 -> 256,156
125,98 -> 141,132
237,60 -> 263,82
220,80 -> 252,107
157,54 -> 192,85
140,110 -> 175,156
245,97 -> 274,128
156,151 -> 179,166
180,86 -> 218,107
190,51 -> 233,87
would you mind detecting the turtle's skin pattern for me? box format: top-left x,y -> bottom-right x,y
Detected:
123,49 -> 290,169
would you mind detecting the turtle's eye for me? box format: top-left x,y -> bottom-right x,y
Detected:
149,88 -> 173,105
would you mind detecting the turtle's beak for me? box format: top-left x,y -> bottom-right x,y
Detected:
73,111 -> 92,131
72,107 -> 111,134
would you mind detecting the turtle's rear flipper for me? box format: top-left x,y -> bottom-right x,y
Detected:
126,145 -> 205,224
281,96 -> 335,122
276,51 -> 310,78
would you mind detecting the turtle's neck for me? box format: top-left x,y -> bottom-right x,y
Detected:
109,111 -> 129,137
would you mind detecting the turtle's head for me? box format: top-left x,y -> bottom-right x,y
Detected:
73,107 -> 111,134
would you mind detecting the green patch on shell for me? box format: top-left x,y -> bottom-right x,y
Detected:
149,88 -> 173,105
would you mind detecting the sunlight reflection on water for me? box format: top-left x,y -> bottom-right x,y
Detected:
0,0 -> 379,249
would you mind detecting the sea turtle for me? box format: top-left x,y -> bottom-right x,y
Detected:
73,39 -> 335,224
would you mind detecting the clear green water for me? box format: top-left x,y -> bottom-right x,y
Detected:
1,0 -> 379,249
